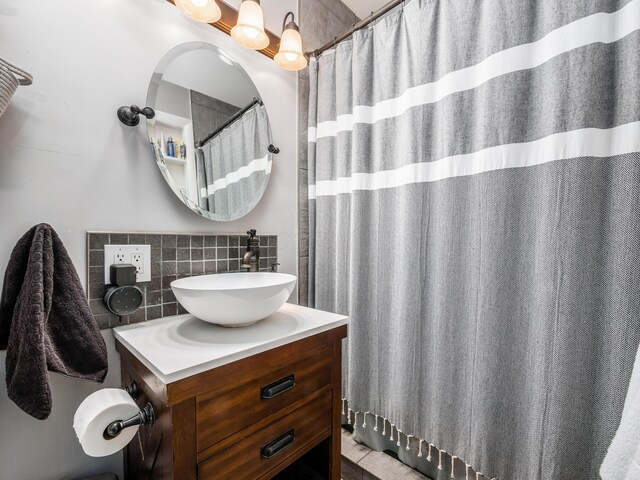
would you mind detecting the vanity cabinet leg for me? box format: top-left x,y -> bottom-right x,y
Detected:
171,397 -> 197,480
331,340 -> 343,480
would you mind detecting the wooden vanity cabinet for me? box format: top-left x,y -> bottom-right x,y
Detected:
116,324 -> 347,480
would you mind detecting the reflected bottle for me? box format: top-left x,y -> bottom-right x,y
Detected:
180,143 -> 186,159
167,137 -> 175,157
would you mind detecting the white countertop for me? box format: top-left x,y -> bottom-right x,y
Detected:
113,303 -> 348,384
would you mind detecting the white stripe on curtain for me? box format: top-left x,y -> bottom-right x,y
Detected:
206,155 -> 271,196
309,0 -> 640,142
309,121 -> 640,199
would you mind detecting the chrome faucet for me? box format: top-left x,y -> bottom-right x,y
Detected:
241,229 -> 260,272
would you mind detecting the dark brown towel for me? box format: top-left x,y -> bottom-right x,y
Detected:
0,224 -> 108,419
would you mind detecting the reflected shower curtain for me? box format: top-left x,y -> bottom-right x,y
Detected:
196,103 -> 270,220
307,1 -> 640,478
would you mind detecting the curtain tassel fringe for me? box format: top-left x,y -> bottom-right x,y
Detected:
340,402 -> 494,479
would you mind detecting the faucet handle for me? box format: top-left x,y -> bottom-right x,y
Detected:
247,229 -> 257,238
270,263 -> 280,272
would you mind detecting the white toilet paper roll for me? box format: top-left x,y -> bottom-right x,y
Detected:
73,388 -> 141,457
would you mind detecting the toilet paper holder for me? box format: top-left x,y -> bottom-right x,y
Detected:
123,381 -> 138,400
103,381 -> 155,440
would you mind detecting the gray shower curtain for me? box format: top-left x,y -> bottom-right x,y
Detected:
307,1 -> 640,479
196,103 -> 270,220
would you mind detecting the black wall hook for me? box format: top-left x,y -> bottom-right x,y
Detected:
117,104 -> 156,127
268,144 -> 280,154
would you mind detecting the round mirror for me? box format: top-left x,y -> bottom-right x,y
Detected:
147,42 -> 273,221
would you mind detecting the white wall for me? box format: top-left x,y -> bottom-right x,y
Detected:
0,0 -> 298,478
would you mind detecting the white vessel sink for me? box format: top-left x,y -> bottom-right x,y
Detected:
171,272 -> 297,327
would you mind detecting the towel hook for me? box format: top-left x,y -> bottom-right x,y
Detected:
117,104 -> 155,127
103,402 -> 155,440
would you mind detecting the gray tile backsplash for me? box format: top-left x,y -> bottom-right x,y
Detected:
87,232 -> 278,329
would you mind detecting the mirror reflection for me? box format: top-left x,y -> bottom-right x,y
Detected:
147,42 -> 272,221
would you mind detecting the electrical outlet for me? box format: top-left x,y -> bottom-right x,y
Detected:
131,253 -> 144,275
104,245 -> 151,283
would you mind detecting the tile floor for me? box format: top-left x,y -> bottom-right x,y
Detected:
342,430 -> 431,480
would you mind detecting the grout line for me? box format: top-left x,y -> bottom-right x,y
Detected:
355,450 -> 372,465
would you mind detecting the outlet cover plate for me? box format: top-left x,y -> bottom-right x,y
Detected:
104,245 -> 151,283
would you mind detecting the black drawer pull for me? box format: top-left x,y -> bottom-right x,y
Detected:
260,375 -> 295,399
261,429 -> 295,459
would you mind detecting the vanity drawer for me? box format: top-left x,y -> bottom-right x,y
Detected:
198,391 -> 332,480
196,343 -> 332,450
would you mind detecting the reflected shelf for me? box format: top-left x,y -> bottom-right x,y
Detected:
163,155 -> 187,166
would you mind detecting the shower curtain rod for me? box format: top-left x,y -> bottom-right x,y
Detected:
305,0 -> 407,58
197,97 -> 263,148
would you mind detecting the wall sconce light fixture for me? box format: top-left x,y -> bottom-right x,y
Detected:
231,0 -> 270,50
174,0 -> 222,23
274,12 -> 307,71
169,0 -> 308,70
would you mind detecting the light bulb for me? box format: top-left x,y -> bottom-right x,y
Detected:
284,52 -> 298,62
191,0 -> 207,7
